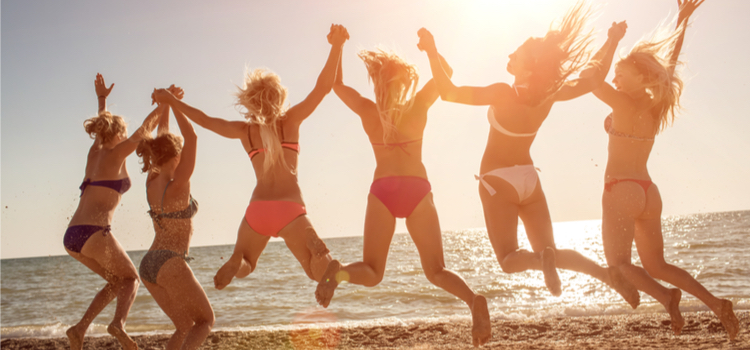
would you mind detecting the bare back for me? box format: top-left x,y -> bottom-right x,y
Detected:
69,143 -> 130,227
241,120 -> 306,203
359,95 -> 432,180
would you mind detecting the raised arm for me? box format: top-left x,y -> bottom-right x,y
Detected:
153,89 -> 247,139
332,48 -> 377,119
669,0 -> 703,76
112,102 -> 167,158
94,73 -> 114,113
285,24 -> 349,124
413,53 -> 453,108
170,88 -> 197,186
555,21 -> 627,102
418,28 -> 505,106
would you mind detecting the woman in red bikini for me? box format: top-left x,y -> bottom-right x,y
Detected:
64,74 -> 163,350
314,45 -> 492,347
590,0 -> 738,338
137,85 -> 214,349
152,24 -> 348,290
417,3 -> 640,308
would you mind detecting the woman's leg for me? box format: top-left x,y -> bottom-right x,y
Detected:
214,218 -> 271,290
278,215 -> 332,282
66,230 -> 139,350
635,186 -> 738,339
602,182 -> 683,334
65,250 -> 118,350
405,192 -> 491,347
153,258 -> 215,350
142,281 -> 192,349
316,193 -> 396,307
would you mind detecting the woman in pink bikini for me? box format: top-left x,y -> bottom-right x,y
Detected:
64,74 -> 163,350
589,0 -> 738,338
152,25 -> 348,290
417,3 -> 640,307
314,45 -> 492,347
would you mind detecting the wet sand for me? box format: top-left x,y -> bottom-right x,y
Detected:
2,311 -> 748,349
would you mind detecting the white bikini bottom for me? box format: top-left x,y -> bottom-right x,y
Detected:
475,165 -> 539,201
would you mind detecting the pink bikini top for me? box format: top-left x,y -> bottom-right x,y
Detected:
247,123 -> 300,159
371,138 -> 422,155
605,114 -> 655,142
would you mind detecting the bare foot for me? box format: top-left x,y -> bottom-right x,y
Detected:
107,323 -> 138,350
471,295 -> 491,347
66,325 -> 84,350
607,266 -> 640,309
666,288 -> 684,335
315,260 -> 342,308
716,299 -> 739,340
214,254 -> 242,290
541,247 -> 561,297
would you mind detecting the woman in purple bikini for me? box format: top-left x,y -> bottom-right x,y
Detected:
64,74 -> 163,350
590,0 -> 738,338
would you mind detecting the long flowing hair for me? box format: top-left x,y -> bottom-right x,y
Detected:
522,1 -> 595,106
236,68 -> 290,172
358,49 -> 419,142
618,20 -> 686,133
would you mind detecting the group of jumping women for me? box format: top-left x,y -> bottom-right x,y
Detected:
62,1 -> 739,349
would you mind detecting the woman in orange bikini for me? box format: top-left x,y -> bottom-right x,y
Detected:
314,41 -> 492,347
152,24 -> 348,290
417,3 -> 640,306
64,74 -> 163,350
589,0 -> 738,338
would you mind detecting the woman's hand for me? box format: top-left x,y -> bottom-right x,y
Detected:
95,73 -> 114,99
327,24 -> 349,46
167,84 -> 184,100
417,28 -> 436,53
608,21 -> 627,43
151,88 -> 174,105
677,0 -> 705,24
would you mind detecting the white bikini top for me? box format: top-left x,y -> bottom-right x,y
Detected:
488,106 -> 537,138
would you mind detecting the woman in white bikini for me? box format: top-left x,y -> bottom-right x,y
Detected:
417,3 -> 639,306
589,0 -> 738,338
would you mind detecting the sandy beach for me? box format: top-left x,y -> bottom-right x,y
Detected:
2,310 -> 747,350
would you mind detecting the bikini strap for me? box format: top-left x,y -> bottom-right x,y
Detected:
160,180 -> 172,213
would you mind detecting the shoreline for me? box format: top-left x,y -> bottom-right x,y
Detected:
2,311 -> 747,349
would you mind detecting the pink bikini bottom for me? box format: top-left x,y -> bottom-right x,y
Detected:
369,176 -> 431,218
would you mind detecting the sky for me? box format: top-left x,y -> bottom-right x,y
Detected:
2,0 -> 749,260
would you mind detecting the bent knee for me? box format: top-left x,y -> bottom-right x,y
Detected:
364,271 -> 385,287
642,260 -> 670,278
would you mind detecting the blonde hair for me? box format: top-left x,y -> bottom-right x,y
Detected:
236,68 -> 290,172
617,21 -> 686,133
522,1 -> 595,106
358,49 -> 419,142
135,133 -> 183,173
83,111 -> 127,144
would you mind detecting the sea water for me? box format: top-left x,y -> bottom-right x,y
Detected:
2,210 -> 748,338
